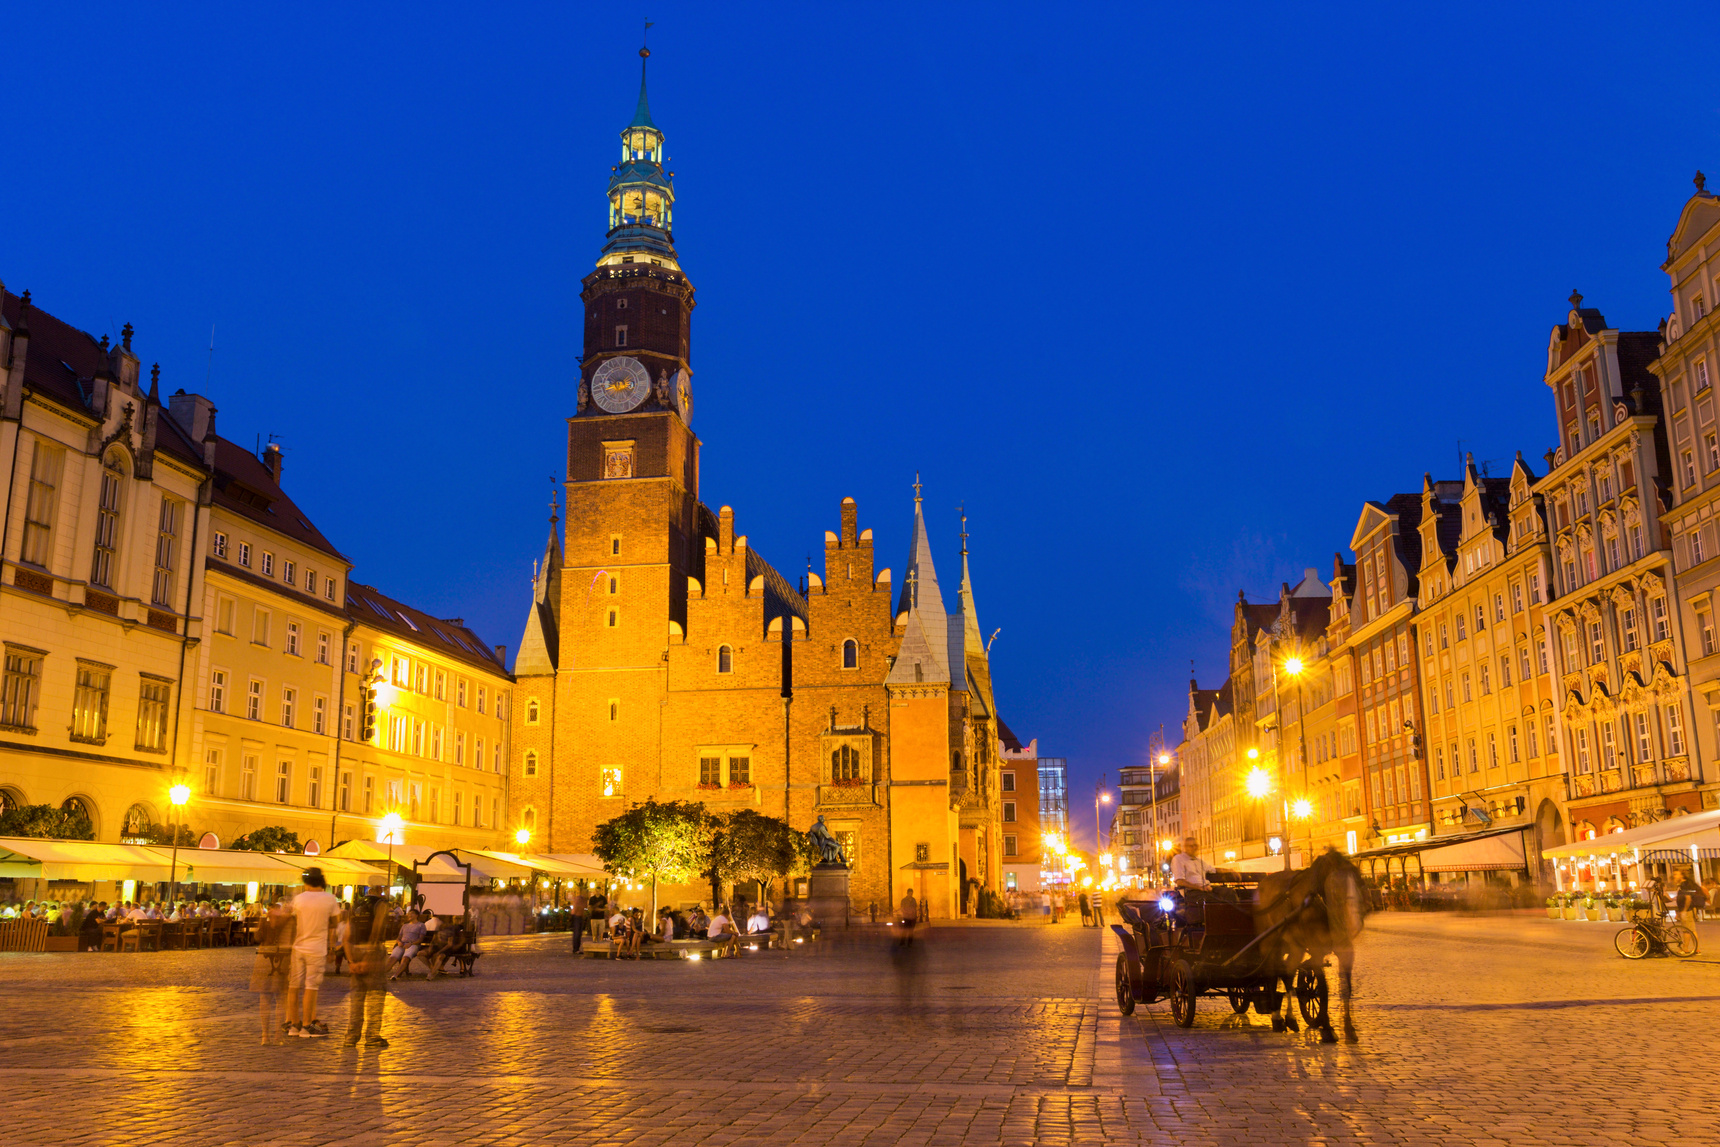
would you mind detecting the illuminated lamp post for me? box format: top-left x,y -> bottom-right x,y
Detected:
381,811 -> 405,903
167,782 -> 191,907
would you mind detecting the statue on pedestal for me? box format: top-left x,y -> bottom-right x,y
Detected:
807,814 -> 846,866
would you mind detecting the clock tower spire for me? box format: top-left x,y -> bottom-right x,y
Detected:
577,41 -> 695,428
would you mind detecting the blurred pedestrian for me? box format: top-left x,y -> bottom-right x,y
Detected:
1078,890 -> 1092,927
284,868 -> 338,1038
344,882 -> 390,1050
570,886 -> 590,954
252,899 -> 291,1045
1674,869 -> 1705,927
898,889 -> 919,946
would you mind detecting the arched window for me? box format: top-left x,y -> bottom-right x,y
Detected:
952,750 -> 963,773
90,450 -> 125,588
832,744 -> 862,782
120,803 -> 152,842
60,795 -> 94,835
526,699 -> 540,725
524,751 -> 539,777
717,645 -> 733,673
0,786 -> 23,817
842,639 -> 858,669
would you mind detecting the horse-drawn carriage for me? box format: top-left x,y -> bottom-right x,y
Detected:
1111,852 -> 1364,1042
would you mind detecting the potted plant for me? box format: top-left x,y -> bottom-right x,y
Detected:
1605,895 -> 1627,922
43,904 -> 83,952
1582,893 -> 1604,921
1561,893 -> 1580,921
1627,897 -> 1651,922
1545,895 -> 1562,920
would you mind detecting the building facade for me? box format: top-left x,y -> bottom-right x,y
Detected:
997,725 -> 1041,892
0,286 -> 512,854
512,55 -> 1010,918
1653,175 -> 1720,816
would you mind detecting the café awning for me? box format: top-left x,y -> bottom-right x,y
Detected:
268,853 -> 388,883
0,838 -> 176,881
1543,809 -> 1720,860
325,840 -> 443,868
475,851 -> 607,878
141,847 -> 302,884
1419,829 -> 1528,873
452,850 -> 534,881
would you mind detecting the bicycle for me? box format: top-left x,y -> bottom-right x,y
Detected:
1613,912 -> 1699,959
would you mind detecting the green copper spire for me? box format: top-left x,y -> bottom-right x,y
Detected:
629,46 -> 658,131
599,39 -> 678,270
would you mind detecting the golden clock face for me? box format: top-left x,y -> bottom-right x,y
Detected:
590,356 -> 651,413
674,369 -> 692,424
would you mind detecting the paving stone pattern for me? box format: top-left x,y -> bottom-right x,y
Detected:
0,914 -> 1714,1145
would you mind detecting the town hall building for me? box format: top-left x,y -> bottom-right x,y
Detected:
508,50 -> 1009,919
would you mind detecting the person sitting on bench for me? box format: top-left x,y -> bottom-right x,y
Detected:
706,905 -> 737,954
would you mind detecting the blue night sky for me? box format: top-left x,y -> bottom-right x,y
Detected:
7,4 -> 1717,847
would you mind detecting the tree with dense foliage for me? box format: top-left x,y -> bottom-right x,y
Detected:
707,809 -> 817,906
0,803 -> 95,840
136,822 -> 200,847
591,799 -> 715,915
231,825 -> 302,853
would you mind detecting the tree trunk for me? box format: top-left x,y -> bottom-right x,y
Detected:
651,872 -> 659,918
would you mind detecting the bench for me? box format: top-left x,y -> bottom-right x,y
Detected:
580,938 -> 734,960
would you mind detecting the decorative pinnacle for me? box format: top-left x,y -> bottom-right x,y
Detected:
100,334 -> 110,352
1698,170 -> 1708,193
18,289 -> 29,307
912,472 -> 923,502
121,322 -> 133,351
549,484 -> 560,525
959,504 -> 968,556
150,363 -> 161,388
1569,289 -> 1584,310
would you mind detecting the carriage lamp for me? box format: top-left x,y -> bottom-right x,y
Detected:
1246,747 -> 1260,760
1292,798 -> 1313,819
1246,767 -> 1272,798
169,783 -> 191,807
515,828 -> 532,847
1283,657 -> 1305,676
1158,752 -> 1171,765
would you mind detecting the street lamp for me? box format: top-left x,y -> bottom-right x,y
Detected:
167,782 -> 190,907
380,811 -> 404,902
1279,655 -> 1310,872
515,827 -> 531,848
1094,780 -> 1111,855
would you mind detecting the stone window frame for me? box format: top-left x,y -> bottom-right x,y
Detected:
823,732 -> 874,785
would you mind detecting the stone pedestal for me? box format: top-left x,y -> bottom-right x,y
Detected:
807,863 -> 851,929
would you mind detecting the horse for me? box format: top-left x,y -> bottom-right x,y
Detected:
1252,848 -> 1368,1043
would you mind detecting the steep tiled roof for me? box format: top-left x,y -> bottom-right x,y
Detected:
208,438 -> 345,560
347,581 -> 508,676
997,717 -> 1023,753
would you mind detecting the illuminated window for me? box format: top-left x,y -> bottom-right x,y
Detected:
524,751 -> 538,777
601,767 -> 622,798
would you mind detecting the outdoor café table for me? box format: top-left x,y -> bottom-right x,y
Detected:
100,922 -> 127,952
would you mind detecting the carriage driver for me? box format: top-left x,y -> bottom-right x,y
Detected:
1170,837 -> 1217,891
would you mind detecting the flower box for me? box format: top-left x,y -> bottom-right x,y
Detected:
1547,906 -> 1562,920
1584,907 -> 1604,921
42,936 -> 79,953
1561,906 -> 1579,920
1606,907 -> 1626,922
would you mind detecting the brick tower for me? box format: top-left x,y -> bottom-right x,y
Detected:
547,45 -> 703,848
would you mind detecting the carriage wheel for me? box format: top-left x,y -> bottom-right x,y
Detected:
1667,925 -> 1700,959
1169,960 -> 1198,1028
1294,967 -> 1329,1027
1114,954 -> 1136,1015
1614,926 -> 1651,960
1226,988 -> 1250,1015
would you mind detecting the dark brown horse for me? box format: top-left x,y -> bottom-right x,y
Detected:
1253,848 -> 1368,1042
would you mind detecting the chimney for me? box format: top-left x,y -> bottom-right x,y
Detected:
263,441 -> 284,485
168,391 -> 218,446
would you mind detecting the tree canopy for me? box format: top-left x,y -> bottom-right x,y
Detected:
0,803 -> 95,840
592,799 -> 715,912
708,809 -> 816,902
231,825 -> 302,853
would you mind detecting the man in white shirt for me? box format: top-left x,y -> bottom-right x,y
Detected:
1170,837 -> 1217,891
746,906 -> 771,935
285,869 -> 339,1038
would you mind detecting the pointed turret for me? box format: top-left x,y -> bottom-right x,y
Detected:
515,523 -> 564,676
888,477 -> 950,685
629,48 -> 659,131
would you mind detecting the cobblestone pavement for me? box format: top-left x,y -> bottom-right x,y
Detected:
0,913 -> 1714,1145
